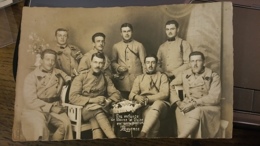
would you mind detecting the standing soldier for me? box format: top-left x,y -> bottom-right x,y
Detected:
53,28 -> 83,77
111,23 -> 146,98
78,32 -> 112,78
157,20 -> 192,81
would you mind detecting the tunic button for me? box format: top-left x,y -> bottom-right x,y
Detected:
201,94 -> 203,96
201,88 -> 204,90
190,93 -> 192,95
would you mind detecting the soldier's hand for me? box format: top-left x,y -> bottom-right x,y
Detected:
134,95 -> 146,104
102,99 -> 112,113
117,66 -> 128,73
181,102 -> 195,113
51,106 -> 64,114
176,101 -> 184,110
75,52 -> 83,60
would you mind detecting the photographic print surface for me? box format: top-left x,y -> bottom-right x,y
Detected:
12,2 -> 233,141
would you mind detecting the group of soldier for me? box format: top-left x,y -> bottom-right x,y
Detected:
21,19 -> 222,141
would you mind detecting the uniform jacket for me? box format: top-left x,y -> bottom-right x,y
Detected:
77,48 -> 112,78
111,40 -> 146,91
69,69 -> 121,107
21,67 -> 71,140
157,37 -> 192,77
129,71 -> 169,103
170,67 -> 221,106
53,44 -> 82,76
170,67 -> 221,138
23,67 -> 71,112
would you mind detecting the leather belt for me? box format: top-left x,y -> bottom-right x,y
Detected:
39,96 -> 60,103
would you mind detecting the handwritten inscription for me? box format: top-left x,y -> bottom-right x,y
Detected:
114,113 -> 143,132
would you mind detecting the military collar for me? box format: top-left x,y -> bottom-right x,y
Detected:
146,71 -> 157,75
192,67 -> 206,76
89,69 -> 102,77
93,48 -> 103,53
167,37 -> 176,42
57,44 -> 68,49
123,39 -> 133,43
34,67 -> 50,77
39,66 -> 54,74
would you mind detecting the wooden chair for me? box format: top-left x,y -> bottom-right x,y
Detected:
174,85 -> 229,138
60,85 -> 92,139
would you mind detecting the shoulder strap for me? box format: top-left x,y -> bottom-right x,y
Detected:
127,47 -> 139,59
102,73 -> 108,96
180,40 -> 183,54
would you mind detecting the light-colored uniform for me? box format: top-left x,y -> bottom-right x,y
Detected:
21,67 -> 73,141
129,71 -> 169,137
170,67 -> 221,138
78,48 -> 112,78
111,40 -> 146,92
157,37 -> 192,78
69,69 -> 122,138
53,44 -> 82,76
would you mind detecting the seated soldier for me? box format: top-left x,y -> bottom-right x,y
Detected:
69,52 -> 121,139
129,54 -> 170,138
170,51 -> 221,138
21,49 -> 73,141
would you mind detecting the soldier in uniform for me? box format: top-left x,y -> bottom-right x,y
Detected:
53,28 -> 83,77
170,51 -> 221,138
129,54 -> 169,138
21,49 -> 73,141
157,20 -> 192,81
69,52 -> 121,139
78,32 -> 112,78
111,23 -> 147,98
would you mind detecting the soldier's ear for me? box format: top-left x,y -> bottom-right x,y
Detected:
177,28 -> 180,33
40,59 -> 43,65
188,61 -> 192,67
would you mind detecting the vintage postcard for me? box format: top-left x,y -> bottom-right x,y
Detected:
12,2 -> 233,141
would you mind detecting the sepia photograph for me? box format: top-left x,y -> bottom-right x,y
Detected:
12,2 -> 233,141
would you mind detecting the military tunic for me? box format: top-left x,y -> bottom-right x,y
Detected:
111,40 -> 146,92
78,48 -> 112,78
157,37 -> 192,78
129,71 -> 170,137
21,67 -> 73,141
129,71 -> 169,103
170,67 -> 221,138
69,69 -> 121,107
53,44 -> 82,76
